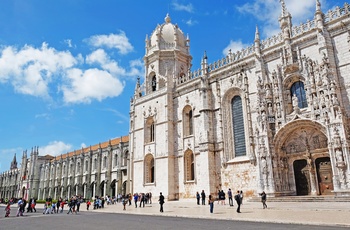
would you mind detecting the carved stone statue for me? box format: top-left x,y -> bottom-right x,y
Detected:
335,149 -> 344,163
292,94 -> 299,108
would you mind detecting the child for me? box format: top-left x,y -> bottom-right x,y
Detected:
122,197 -> 127,210
5,202 -> 11,217
86,200 -> 91,210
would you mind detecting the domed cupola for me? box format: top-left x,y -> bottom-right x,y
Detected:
143,14 -> 192,95
147,14 -> 189,54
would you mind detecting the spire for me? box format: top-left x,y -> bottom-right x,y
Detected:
255,25 -> 260,42
315,0 -> 324,30
279,0 -> 287,17
10,153 -> 18,170
255,25 -> 261,56
316,0 -> 321,12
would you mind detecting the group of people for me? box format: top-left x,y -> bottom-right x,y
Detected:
3,190 -> 267,217
196,189 -> 246,213
4,197 -> 37,217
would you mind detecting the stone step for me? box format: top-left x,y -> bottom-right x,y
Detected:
248,195 -> 350,202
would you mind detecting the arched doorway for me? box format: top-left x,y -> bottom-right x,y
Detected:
315,157 -> 333,195
274,119 -> 333,196
122,181 -> 127,195
110,180 -> 116,197
100,181 -> 104,197
293,159 -> 310,195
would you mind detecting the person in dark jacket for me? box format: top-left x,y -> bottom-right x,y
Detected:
158,192 -> 165,213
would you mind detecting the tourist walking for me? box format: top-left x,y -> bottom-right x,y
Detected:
5,202 -> 11,217
240,190 -> 244,205
228,188 -> 233,206
208,195 -> 214,213
158,192 -> 165,213
234,190 -> 241,213
196,192 -> 200,205
261,191 -> 267,209
133,193 -> 139,208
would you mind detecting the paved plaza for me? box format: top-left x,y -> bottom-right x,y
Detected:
1,199 -> 349,228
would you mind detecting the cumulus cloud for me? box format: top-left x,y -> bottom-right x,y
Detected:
0,43 -> 76,98
0,30 -> 142,105
223,40 -> 250,56
61,68 -> 124,104
172,1 -> 194,13
86,49 -> 126,75
39,141 -> 72,156
86,31 -> 133,54
236,0 -> 318,37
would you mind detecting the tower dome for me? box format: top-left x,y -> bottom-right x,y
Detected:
148,14 -> 188,53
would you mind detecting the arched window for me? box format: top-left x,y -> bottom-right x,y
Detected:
123,151 -> 128,167
183,106 -> 193,137
94,158 -> 97,170
103,156 -> 107,169
231,96 -> 247,157
151,75 -> 157,91
145,117 -> 155,143
114,153 -> 118,167
77,162 -> 80,174
145,155 -> 154,183
290,81 -> 307,108
184,150 -> 195,181
85,161 -> 89,172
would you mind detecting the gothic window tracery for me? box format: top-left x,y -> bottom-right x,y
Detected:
290,81 -> 307,108
85,160 -> 89,172
231,96 -> 247,157
144,154 -> 154,184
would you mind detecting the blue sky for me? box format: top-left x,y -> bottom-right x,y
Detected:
0,0 -> 343,172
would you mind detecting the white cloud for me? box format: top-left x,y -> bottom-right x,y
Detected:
61,68 -> 124,104
236,0 -> 319,37
86,49 -> 126,75
86,31 -> 133,54
35,113 -> 50,120
64,39 -> 73,48
223,40 -> 250,56
39,141 -> 72,156
127,59 -> 144,78
80,143 -> 87,148
0,43 -> 76,98
172,1 -> 194,13
184,18 -> 198,26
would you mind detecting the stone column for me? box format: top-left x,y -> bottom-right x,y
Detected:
68,186 -> 70,198
84,184 -> 86,198
93,183 -> 96,198
54,187 -> 57,200
103,181 -> 106,197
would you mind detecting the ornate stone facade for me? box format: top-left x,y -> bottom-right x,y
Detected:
0,136 -> 130,200
130,2 -> 350,199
